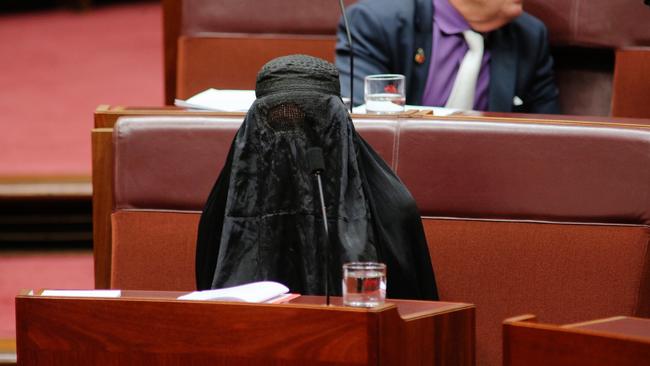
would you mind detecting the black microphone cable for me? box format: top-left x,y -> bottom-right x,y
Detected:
307,147 -> 330,305
338,0 -> 354,112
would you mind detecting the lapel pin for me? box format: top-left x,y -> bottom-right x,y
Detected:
414,48 -> 426,64
513,96 -> 523,106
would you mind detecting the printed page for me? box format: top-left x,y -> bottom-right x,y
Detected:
352,104 -> 459,116
40,290 -> 121,298
177,281 -> 290,303
174,88 -> 256,112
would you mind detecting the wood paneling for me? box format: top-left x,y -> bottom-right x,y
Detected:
176,35 -> 336,99
503,315 -> 650,366
162,0 -> 182,105
16,293 -> 474,365
612,48 -> 650,119
0,338 -> 16,366
91,127 -> 113,288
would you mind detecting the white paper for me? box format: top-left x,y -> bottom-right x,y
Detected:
177,281 -> 289,303
40,290 -> 121,298
174,88 -> 256,112
352,104 -> 459,116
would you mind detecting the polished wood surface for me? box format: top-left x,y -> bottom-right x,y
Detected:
16,291 -> 474,365
458,110 -> 650,127
612,48 -> 650,119
0,339 -> 16,366
176,35 -> 336,99
91,126 -> 113,288
503,314 -> 650,366
0,176 -> 90,200
162,0 -> 182,105
564,316 -> 650,339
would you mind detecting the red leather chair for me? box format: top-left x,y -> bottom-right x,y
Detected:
109,114 -> 650,366
163,0 -> 355,102
525,0 -> 650,118
165,0 -> 650,118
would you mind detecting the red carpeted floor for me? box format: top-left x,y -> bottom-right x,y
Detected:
0,1 -> 163,177
0,251 -> 94,338
0,0 -> 163,341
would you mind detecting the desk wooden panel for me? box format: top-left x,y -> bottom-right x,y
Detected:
0,338 -> 16,365
176,35 -> 336,99
564,316 -> 650,339
92,106 -> 236,288
503,315 -> 650,366
612,48 -> 650,119
16,291 -> 475,365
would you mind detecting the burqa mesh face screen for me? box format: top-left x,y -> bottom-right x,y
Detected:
196,55 -> 438,300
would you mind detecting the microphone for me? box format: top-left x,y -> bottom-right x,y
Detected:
307,147 -> 330,305
338,0 -> 354,112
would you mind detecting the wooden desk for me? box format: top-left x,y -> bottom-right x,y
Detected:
16,291 -> 475,365
503,314 -> 650,366
565,316 -> 650,339
0,339 -> 16,365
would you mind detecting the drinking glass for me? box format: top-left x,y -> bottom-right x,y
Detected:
364,74 -> 406,114
342,262 -> 386,307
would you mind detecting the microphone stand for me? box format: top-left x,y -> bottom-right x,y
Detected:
307,147 -> 330,305
338,0 -> 354,113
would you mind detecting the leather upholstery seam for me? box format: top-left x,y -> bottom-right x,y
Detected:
393,120 -> 401,171
572,0 -> 580,40
634,232 -> 650,317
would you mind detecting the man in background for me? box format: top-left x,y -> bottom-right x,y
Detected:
336,0 -> 560,114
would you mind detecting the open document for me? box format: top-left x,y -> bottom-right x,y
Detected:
40,290 -> 121,298
177,281 -> 296,303
352,104 -> 459,116
176,88 -> 458,116
174,88 -> 256,112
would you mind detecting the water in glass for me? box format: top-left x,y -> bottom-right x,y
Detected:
342,263 -> 386,307
365,93 -> 406,114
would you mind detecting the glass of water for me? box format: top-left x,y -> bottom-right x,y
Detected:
364,74 -> 406,114
342,262 -> 387,307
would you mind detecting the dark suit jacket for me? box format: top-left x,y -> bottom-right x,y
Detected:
335,0 -> 560,114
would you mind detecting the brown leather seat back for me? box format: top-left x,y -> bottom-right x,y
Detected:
525,0 -> 650,47
111,116 -> 241,291
112,117 -> 397,211
168,0 -> 357,100
524,0 -> 650,117
110,116 -> 396,290
396,119 -> 650,366
397,119 -> 650,222
111,115 -> 650,366
181,0 -> 354,35
176,35 -> 337,99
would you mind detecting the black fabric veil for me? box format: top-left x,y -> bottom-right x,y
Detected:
195,55 -> 438,300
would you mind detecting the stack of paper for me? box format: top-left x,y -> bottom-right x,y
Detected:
174,88 -> 256,112
40,290 -> 121,298
352,104 -> 459,116
177,281 -> 293,303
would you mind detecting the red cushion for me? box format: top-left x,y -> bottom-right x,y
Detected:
111,210 -> 200,291
424,218 -> 650,366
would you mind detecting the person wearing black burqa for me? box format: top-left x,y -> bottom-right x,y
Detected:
195,54 -> 438,301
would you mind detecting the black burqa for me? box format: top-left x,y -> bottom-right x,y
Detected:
195,55 -> 438,300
